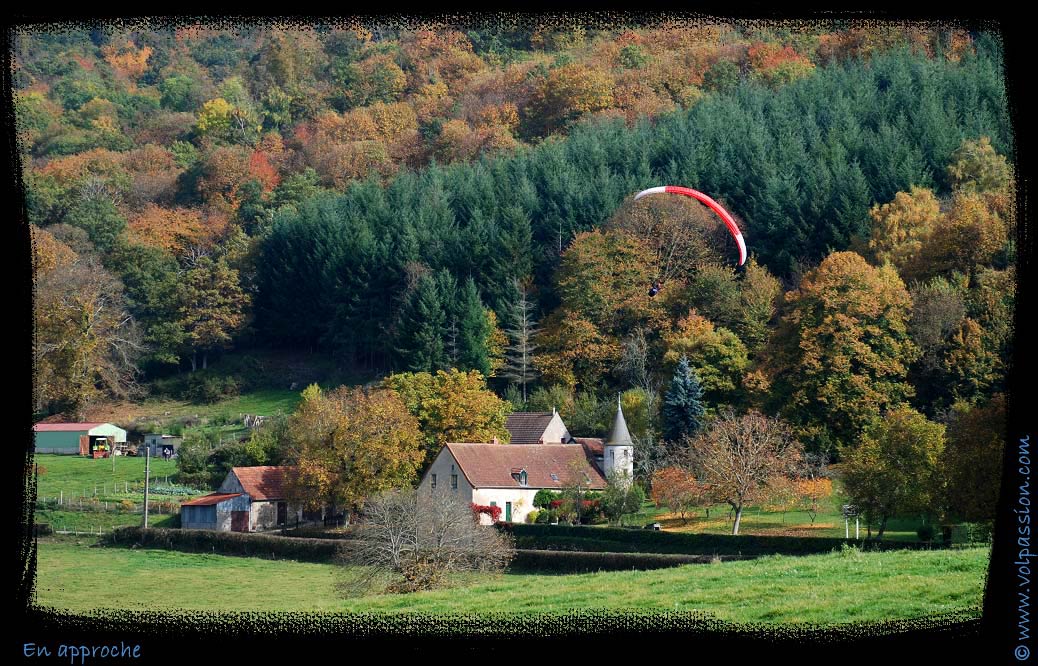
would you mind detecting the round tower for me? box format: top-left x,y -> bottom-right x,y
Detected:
603,395 -> 634,484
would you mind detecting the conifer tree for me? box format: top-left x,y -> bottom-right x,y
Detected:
456,277 -> 492,377
500,278 -> 540,401
395,273 -> 448,372
662,355 -> 706,444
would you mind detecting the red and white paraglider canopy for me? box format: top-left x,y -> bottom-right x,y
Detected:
633,186 -> 747,266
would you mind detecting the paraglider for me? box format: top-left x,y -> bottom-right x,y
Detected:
633,186 -> 747,267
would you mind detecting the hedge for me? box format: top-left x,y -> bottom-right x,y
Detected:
509,549 -> 742,573
102,527 -> 348,563
496,524 -> 942,557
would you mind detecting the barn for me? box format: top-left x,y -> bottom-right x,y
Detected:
33,423 -> 127,456
181,466 -> 323,532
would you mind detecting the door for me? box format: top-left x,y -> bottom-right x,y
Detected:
231,511 -> 249,532
277,502 -> 287,526
505,502 -> 512,523
79,435 -> 89,456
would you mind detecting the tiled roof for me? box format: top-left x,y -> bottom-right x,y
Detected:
33,423 -> 107,432
574,437 -> 605,458
505,412 -> 555,444
181,493 -> 242,507
445,443 -> 606,490
232,466 -> 291,501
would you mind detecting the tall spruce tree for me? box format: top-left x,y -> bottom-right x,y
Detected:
662,356 -> 706,444
456,277 -> 492,377
394,273 -> 448,373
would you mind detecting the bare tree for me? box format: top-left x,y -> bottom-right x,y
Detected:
606,195 -> 726,284
500,278 -> 539,401
616,328 -> 662,407
686,410 -> 802,535
340,487 -> 515,594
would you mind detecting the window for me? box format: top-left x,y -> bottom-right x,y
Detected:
451,474 -> 458,490
519,470 -> 528,487
550,473 -> 559,482
431,474 -> 437,488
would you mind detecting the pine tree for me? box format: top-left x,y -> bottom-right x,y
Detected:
662,356 -> 706,444
456,277 -> 492,377
395,274 -> 448,373
500,278 -> 540,402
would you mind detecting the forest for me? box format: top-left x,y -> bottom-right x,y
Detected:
21,21 -> 1014,530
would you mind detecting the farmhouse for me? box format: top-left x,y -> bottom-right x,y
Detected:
180,466 -> 319,532
504,408 -> 572,444
418,402 -> 635,523
33,422 -> 127,456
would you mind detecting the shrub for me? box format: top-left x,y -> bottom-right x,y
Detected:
471,503 -> 503,523
525,510 -> 540,524
533,489 -> 559,509
508,549 -> 728,573
102,526 -> 346,563
917,524 -> 936,542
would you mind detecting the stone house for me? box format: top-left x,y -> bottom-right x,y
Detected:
418,401 -> 635,523
180,466 -> 321,532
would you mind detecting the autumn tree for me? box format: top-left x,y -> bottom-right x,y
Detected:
33,227 -> 143,416
916,190 -> 1009,280
769,252 -> 918,456
384,369 -> 511,464
794,477 -> 834,525
650,466 -> 706,524
841,406 -> 945,539
606,194 -> 726,284
521,62 -> 614,138
554,229 -> 664,338
177,254 -> 250,371
735,259 -> 783,355
866,186 -> 942,277
663,310 -> 749,405
942,393 -> 1005,522
946,135 -> 1013,194
283,384 -> 425,516
687,410 -> 802,535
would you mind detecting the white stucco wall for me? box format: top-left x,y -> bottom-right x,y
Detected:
602,445 -> 634,481
471,487 -> 539,524
541,413 -> 571,444
419,448 -> 475,503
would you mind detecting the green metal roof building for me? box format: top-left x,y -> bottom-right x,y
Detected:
33,423 -> 127,455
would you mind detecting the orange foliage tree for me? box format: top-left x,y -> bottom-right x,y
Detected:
283,384 -> 425,514
650,466 -> 707,524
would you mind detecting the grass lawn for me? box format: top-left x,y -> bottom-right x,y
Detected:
31,454 -> 183,501
34,539 -> 988,624
34,508 -> 179,532
623,486 -> 932,542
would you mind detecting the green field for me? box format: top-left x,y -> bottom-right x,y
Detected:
34,540 -> 988,624
31,454 -> 183,501
30,454 -> 199,534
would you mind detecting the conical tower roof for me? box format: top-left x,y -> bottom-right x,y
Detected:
607,395 -> 634,447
